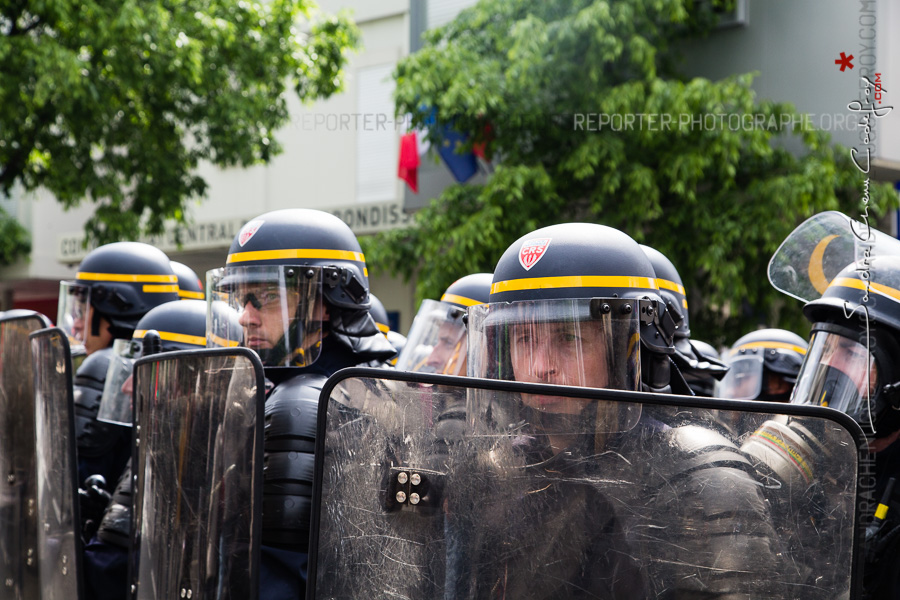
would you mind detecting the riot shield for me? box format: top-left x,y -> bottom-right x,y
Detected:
0,311 -> 51,600
130,347 -> 264,600
29,327 -> 84,600
309,369 -> 866,600
768,210 -> 900,303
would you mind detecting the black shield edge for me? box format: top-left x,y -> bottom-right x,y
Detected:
129,346 -> 266,599
307,367 -> 869,600
28,326 -> 85,600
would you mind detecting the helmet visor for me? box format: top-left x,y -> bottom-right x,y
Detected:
98,337 -> 142,426
792,331 -> 878,430
395,300 -> 467,375
467,298 -> 641,392
717,353 -> 764,400
57,281 -> 91,350
207,266 -> 325,368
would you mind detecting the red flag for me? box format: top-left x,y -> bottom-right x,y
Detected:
398,131 -> 420,193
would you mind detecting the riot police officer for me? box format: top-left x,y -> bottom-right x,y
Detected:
782,255 -> 900,598
57,242 -> 181,489
719,328 -> 808,402
207,208 -> 396,599
466,222 -> 784,598
395,272 -> 492,376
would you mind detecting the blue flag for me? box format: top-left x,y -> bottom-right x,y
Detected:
423,109 -> 478,183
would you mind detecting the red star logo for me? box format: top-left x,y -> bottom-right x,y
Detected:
835,52 -> 854,72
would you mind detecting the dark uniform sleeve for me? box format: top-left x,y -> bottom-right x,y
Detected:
636,424 -> 787,599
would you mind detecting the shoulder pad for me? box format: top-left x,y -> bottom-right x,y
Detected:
655,424 -> 755,475
74,347 -> 114,390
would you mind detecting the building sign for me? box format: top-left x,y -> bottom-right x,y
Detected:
57,201 -> 414,263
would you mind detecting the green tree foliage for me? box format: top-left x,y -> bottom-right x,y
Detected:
0,207 -> 30,266
363,0 -> 897,344
0,0 -> 359,247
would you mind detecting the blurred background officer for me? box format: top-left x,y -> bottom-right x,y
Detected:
170,260 -> 205,300
207,208 -> 395,600
467,222 -> 784,599
685,339 -> 724,396
395,272 -> 492,376
56,242 -> 180,490
80,298 -> 241,600
718,328 -> 808,403
785,256 -> 900,598
368,293 -> 406,366
639,244 -> 729,396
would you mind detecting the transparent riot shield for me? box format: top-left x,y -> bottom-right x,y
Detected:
768,210 -> 900,303
0,311 -> 52,600
29,327 -> 83,599
310,369 -> 866,600
130,348 -> 264,600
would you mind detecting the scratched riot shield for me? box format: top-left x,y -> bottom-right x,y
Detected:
309,369 -> 866,600
29,327 -> 83,599
130,347 -> 264,600
768,210 -> 900,303
0,310 -> 52,600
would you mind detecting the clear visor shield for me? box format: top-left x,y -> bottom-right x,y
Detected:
467,298 -> 641,392
57,281 -> 91,351
207,265 -> 325,367
312,373 -> 863,600
792,331 -> 878,430
395,300 -> 467,375
717,352 -> 765,400
97,337 -> 142,426
768,211 -> 900,303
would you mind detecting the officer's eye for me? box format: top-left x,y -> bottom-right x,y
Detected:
260,291 -> 280,306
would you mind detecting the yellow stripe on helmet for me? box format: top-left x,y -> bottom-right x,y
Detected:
226,248 -> 365,264
440,293 -> 485,307
77,272 -> 178,284
729,341 -> 808,356
208,333 -> 241,348
142,284 -> 180,294
178,290 -> 205,300
656,278 -> 686,296
491,275 -> 658,295
133,329 -> 208,347
830,277 -> 900,304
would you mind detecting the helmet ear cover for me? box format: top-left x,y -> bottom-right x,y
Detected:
323,266 -> 368,308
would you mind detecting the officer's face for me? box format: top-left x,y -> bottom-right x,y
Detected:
81,310 -> 113,355
820,334 -> 877,398
509,320 -> 609,415
425,320 -> 466,375
237,284 -> 301,351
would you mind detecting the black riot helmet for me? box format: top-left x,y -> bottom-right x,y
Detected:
207,208 -> 394,370
58,242 -> 180,352
396,273 -> 492,375
718,328 -> 808,403
98,299 -> 242,426
368,293 -> 407,365
170,261 -> 205,300
639,244 -> 728,390
468,223 -> 681,393
791,256 -> 900,439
